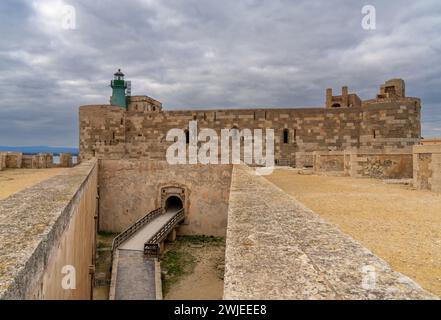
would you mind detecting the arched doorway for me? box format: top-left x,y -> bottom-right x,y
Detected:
161,185 -> 187,215
165,195 -> 183,212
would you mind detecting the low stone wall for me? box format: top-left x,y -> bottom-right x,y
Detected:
413,144 -> 441,192
313,150 -> 413,179
352,151 -> 413,179
0,153 -> 6,170
313,151 -> 346,173
0,152 -> 74,169
223,164 -> 436,299
4,152 -> 22,168
21,153 -> 53,169
0,160 -> 98,300
59,153 -> 73,167
295,152 -> 314,168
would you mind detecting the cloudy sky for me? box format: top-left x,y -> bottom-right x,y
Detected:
0,0 -> 440,147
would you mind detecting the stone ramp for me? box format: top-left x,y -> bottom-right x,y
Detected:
114,250 -> 156,300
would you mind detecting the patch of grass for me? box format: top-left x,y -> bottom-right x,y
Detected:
161,246 -> 196,295
97,240 -> 107,249
97,230 -> 119,238
161,235 -> 225,295
176,235 -> 225,245
96,231 -> 119,248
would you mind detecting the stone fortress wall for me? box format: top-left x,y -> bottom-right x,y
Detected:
79,79 -> 421,168
78,78 -> 434,237
0,160 -> 98,299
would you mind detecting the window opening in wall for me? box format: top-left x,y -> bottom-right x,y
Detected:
283,129 -> 289,144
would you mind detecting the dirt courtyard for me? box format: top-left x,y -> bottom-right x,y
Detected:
265,168 -> 441,297
162,236 -> 225,300
0,168 -> 68,200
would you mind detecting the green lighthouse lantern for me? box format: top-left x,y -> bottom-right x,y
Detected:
110,69 -> 128,108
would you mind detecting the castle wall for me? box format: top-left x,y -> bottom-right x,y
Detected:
98,160 -> 232,237
359,101 -> 420,151
0,160 -> 97,300
413,144 -> 441,192
79,105 -> 126,161
79,98 -> 421,165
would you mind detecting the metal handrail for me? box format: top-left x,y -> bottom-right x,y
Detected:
144,208 -> 185,257
111,207 -> 163,251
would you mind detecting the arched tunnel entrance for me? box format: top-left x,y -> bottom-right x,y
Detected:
165,196 -> 183,213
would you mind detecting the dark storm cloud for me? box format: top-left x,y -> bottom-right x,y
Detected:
0,0 -> 440,146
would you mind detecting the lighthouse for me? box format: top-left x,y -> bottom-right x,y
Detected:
110,69 -> 128,108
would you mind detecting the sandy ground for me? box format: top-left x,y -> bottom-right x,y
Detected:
264,168 -> 441,297
0,168 -> 68,200
164,243 -> 225,300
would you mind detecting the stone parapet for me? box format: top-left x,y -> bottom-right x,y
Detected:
0,159 -> 98,299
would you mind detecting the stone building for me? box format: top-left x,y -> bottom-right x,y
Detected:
80,73 -> 421,167
77,71 -> 424,237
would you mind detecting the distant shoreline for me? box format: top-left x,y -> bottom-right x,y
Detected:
0,146 -> 79,156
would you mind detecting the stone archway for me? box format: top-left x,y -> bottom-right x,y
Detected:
160,185 -> 186,214
164,195 -> 183,212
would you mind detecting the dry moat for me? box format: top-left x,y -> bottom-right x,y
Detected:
94,234 -> 225,300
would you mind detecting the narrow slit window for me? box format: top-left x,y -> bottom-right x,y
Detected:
283,129 -> 289,144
